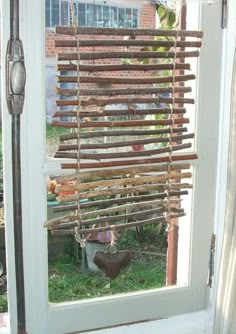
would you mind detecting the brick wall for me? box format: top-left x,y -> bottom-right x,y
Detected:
45,2 -> 156,57
45,1 -> 157,119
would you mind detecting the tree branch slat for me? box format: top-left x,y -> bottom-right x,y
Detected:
57,63 -> 191,72
54,107 -> 187,118
54,142 -> 192,160
56,163 -> 190,183
58,50 -> 199,61
46,203 -> 181,229
53,190 -> 188,213
59,127 -> 188,141
56,96 -> 194,107
61,153 -> 198,169
57,74 -> 196,85
56,86 -> 192,97
56,183 -> 193,203
51,212 -> 185,236
52,117 -> 189,129
55,26 -> 203,38
55,39 -> 202,48
57,133 -> 194,151
56,172 -> 192,194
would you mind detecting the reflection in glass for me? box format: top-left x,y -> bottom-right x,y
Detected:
51,0 -> 59,27
61,1 -> 69,26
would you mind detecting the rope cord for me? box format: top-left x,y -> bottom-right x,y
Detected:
70,0 -> 85,247
166,3 -> 183,231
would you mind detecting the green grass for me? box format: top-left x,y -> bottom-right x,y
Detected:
49,255 -> 166,303
46,122 -> 70,139
48,228 -> 167,303
0,294 -> 7,313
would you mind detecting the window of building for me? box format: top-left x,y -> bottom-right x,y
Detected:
1,0 -> 224,333
45,0 -> 139,28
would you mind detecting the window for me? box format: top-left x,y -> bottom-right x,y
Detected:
1,0 -> 225,333
45,0 -> 139,28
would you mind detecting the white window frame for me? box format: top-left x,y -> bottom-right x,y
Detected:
0,0 -> 228,333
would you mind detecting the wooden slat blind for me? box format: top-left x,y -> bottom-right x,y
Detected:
44,26 -> 202,238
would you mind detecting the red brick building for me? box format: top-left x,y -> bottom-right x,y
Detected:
45,1 -> 157,119
45,1 -> 156,57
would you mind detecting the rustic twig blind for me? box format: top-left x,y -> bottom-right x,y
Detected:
44,25 -> 202,240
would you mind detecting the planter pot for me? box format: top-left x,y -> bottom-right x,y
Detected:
85,242 -> 107,272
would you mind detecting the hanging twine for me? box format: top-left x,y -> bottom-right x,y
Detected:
70,0 -> 86,247
110,225 -> 117,247
166,3 -> 183,231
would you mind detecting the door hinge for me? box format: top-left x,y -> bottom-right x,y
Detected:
207,234 -> 216,288
221,0 -> 228,29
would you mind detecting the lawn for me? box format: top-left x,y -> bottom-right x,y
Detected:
48,228 -> 167,303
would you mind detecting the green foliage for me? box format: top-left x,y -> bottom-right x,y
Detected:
139,3 -> 176,69
0,294 -> 8,313
157,4 -> 176,29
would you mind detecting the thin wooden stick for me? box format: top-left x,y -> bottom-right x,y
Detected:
57,74 -> 196,85
57,133 -> 194,151
46,206 -> 167,229
58,50 -> 199,61
61,153 -> 198,169
55,39 -> 202,48
54,107 -> 187,118
56,86 -> 192,97
56,163 -> 190,183
57,63 -> 191,72
55,26 -> 203,38
52,117 -> 189,129
44,213 -> 75,227
54,142 -> 192,160
80,207 -> 182,227
53,190 -> 188,213
59,127 -> 188,141
51,212 -> 185,236
56,172 -> 192,193
78,213 -> 186,235
56,96 -> 194,107
46,205 -> 183,229
82,199 -> 183,219
131,250 -> 166,257
57,183 -> 193,203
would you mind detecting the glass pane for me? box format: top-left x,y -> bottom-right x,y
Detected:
94,5 -> 102,27
125,8 -> 132,28
111,7 -> 118,28
133,8 -> 138,28
44,0 -> 200,305
45,0 -> 51,27
51,0 -> 59,27
118,8 -> 125,28
61,1 -> 69,26
103,5 -> 110,27
78,3 -> 86,27
87,4 -> 95,27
